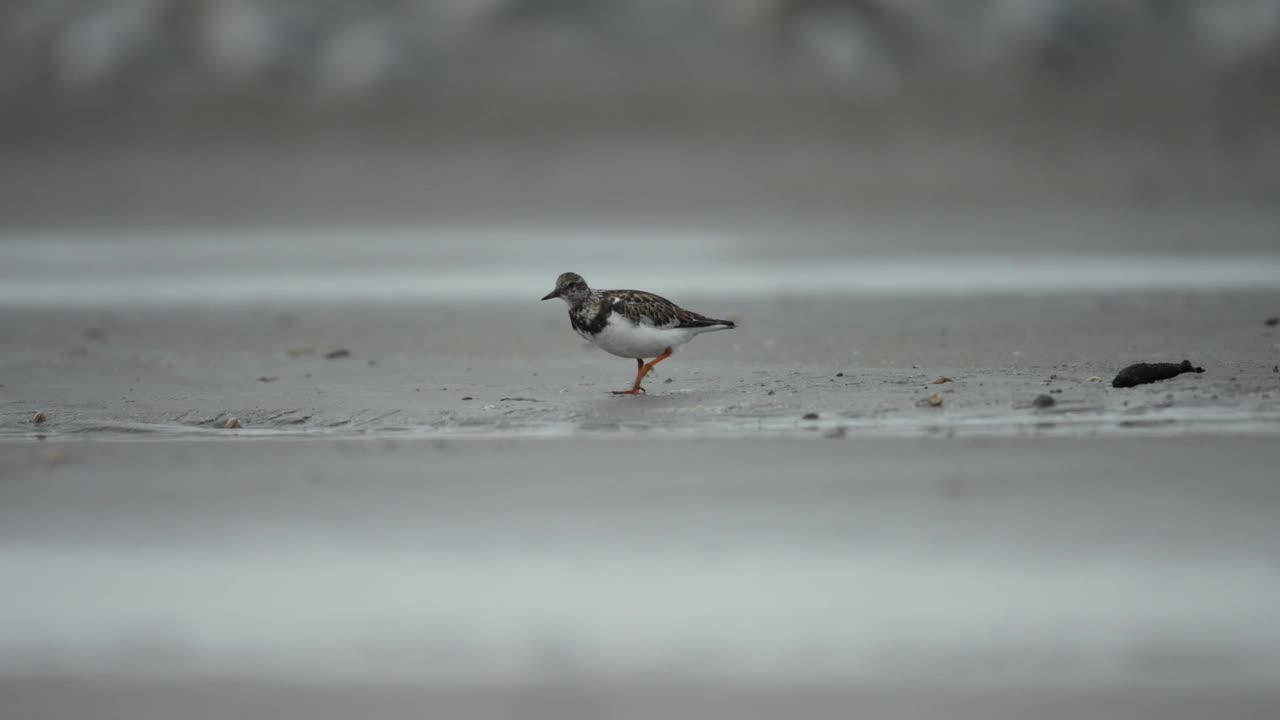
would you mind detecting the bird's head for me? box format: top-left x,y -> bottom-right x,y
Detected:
541,272 -> 591,303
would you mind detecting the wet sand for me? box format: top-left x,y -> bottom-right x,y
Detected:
3,289 -> 1278,438
3,191 -> 1280,720
3,282 -> 1280,715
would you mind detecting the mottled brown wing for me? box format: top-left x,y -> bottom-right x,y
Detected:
608,290 -> 724,329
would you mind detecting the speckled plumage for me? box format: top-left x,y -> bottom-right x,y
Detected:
569,288 -> 734,338
541,272 -> 736,394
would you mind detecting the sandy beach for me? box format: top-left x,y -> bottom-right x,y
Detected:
4,278 -> 1279,439
4,249 -> 1280,717
4,80 -> 1280,719
6,2 -> 1280,715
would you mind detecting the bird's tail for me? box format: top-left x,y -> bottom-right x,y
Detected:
696,319 -> 736,333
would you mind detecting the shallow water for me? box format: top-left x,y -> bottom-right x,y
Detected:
5,220 -> 1280,306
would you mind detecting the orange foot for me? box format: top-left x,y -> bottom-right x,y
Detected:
611,350 -> 672,396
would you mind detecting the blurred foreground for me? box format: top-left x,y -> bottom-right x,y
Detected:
3,435 -> 1280,719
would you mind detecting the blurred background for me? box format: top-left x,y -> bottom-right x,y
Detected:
4,0 -> 1280,309
2,0 -> 1278,247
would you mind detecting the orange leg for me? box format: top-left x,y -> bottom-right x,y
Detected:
612,348 -> 673,395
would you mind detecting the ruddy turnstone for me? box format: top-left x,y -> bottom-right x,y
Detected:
541,272 -> 736,394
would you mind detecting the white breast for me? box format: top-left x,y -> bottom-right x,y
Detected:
586,315 -> 696,359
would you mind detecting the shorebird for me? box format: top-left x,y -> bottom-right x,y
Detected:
541,272 -> 736,394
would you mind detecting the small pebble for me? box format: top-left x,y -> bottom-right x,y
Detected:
32,411 -> 47,424
663,377 -> 673,384
933,376 -> 953,384
1266,317 -> 1279,327
257,376 -> 278,383
461,396 -> 474,401
224,417 -> 241,429
802,412 -> 819,420
325,348 -> 351,360
835,372 -> 844,377
1032,394 -> 1056,409
1086,376 -> 1104,383
823,426 -> 847,439
766,390 -> 776,396
927,393 -> 943,407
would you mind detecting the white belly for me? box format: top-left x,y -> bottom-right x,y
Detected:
584,317 -> 696,359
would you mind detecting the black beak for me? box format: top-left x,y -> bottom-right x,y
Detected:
541,289 -> 560,301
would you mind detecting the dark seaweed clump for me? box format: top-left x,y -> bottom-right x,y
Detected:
1112,360 -> 1204,388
